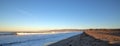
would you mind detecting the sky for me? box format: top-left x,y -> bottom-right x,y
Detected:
0,0 -> 120,31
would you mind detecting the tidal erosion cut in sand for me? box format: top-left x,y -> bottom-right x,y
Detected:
84,29 -> 120,46
49,29 -> 120,46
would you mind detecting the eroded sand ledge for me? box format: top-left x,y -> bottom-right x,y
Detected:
79,32 -> 109,46
48,29 -> 120,46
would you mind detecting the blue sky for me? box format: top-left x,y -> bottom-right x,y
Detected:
0,0 -> 120,31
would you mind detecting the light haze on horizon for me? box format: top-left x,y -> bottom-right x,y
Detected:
0,0 -> 120,31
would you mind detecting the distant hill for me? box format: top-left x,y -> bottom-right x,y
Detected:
0,29 -> 84,33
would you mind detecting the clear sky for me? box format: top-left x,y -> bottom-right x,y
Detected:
0,0 -> 120,31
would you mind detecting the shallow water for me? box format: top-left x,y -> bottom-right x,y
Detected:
0,31 -> 83,46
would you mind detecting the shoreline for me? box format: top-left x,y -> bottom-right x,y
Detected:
49,29 -> 120,46
79,32 -> 109,46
